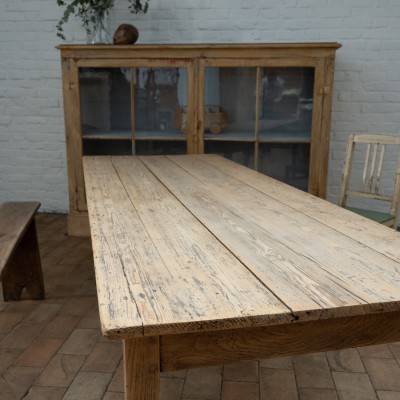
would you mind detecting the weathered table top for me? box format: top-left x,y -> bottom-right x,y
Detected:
83,154 -> 400,341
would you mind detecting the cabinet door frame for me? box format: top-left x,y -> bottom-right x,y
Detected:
198,57 -> 332,197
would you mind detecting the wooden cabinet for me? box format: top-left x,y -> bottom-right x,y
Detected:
58,43 -> 341,236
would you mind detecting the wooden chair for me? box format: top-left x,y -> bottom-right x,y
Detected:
339,134 -> 400,229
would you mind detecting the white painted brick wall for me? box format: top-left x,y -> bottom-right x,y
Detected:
1,0 -> 400,218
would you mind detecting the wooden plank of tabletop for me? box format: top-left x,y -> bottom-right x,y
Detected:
83,156 -> 292,339
141,155 -> 400,322
202,154 -> 400,263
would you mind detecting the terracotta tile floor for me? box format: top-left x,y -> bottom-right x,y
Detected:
1,213 -> 400,399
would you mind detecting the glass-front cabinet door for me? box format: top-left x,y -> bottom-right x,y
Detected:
200,60 -> 317,192
78,60 -> 193,157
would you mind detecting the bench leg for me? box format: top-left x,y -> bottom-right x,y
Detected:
2,218 -> 45,301
124,336 -> 160,400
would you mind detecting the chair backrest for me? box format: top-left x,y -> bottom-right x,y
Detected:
339,134 -> 400,226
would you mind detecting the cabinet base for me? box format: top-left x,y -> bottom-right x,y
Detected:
67,213 -> 90,237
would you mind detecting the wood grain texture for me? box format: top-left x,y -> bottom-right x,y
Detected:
84,155 -> 400,342
0,202 -> 44,301
141,155 -> 400,321
161,311 -> 400,371
84,153 -> 400,400
0,202 -> 40,271
83,156 -> 291,339
199,154 -> 400,262
124,337 -> 160,400
57,43 -> 342,61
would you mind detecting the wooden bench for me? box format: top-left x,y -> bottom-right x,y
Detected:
0,202 -> 45,301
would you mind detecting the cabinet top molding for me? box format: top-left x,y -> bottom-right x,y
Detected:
57,42 -> 341,49
57,42 -> 341,59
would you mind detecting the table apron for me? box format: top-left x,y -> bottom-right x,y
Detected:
160,311 -> 400,371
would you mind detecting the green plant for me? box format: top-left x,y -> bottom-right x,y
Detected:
56,0 -> 150,40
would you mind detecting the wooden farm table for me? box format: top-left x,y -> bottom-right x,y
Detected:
83,154 -> 400,400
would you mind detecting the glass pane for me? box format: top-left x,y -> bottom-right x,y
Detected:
259,143 -> 310,191
134,67 -> 187,139
259,68 -> 314,141
205,141 -> 255,169
79,68 -> 131,139
204,67 -> 257,139
135,140 -> 187,155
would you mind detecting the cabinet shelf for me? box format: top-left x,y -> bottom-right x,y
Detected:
82,130 -> 187,141
135,131 -> 187,140
204,132 -> 255,141
204,131 -> 311,143
258,131 -> 311,143
58,43 -> 340,236
82,130 -> 132,140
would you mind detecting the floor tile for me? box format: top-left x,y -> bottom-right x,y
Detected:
364,358 -> 400,391
4,300 -> 37,314
0,302 -> 8,312
0,312 -> 25,336
81,341 -> 122,372
182,366 -> 223,399
358,344 -> 394,359
59,297 -> 96,317
298,388 -> 338,400
0,376 -> 16,400
23,386 -> 66,400
223,361 -> 259,382
293,354 -> 335,389
0,323 -> 43,350
377,392 -> 400,400
162,369 -> 188,379
3,365 -> 42,398
62,371 -> 112,400
23,303 -> 62,325
107,358 -> 124,392
332,371 -> 375,394
259,356 -> 293,369
326,349 -> 365,373
102,393 -> 125,400
77,306 -> 101,329
15,337 -> 63,367
388,343 -> 400,360
58,328 -> 100,355
222,381 -> 259,400
161,377 -> 185,400
0,348 -> 22,374
259,368 -> 298,400
35,353 -> 86,387
39,314 -> 81,339
337,391 -> 378,400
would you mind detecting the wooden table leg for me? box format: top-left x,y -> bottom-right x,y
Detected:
124,336 -> 160,400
